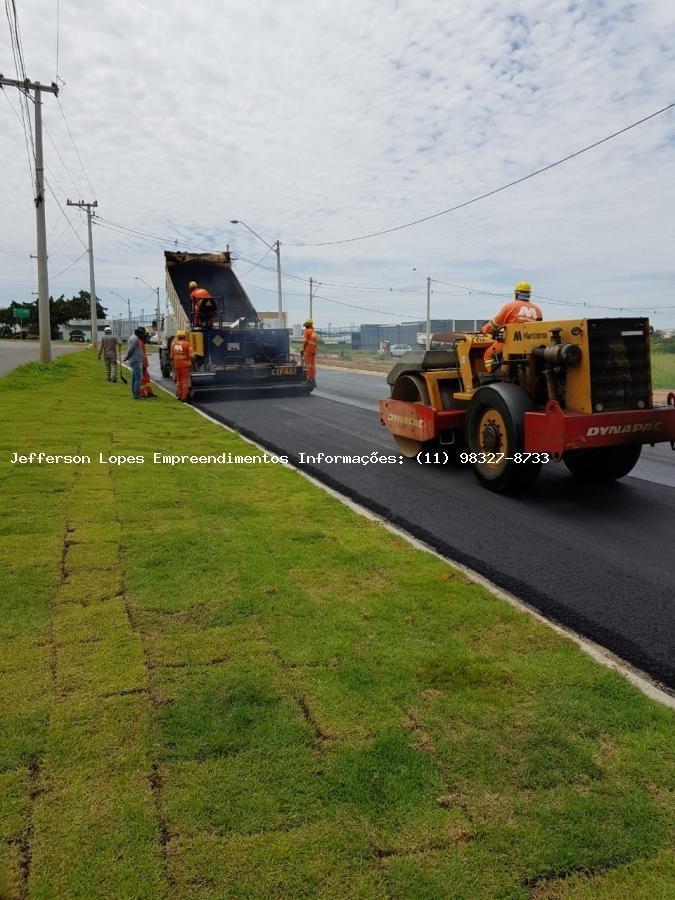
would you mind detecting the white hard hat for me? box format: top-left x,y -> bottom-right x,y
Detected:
104,326 -> 112,333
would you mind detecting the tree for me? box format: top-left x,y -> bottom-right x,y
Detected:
0,292 -> 107,339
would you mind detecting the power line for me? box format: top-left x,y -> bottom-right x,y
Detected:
55,0 -> 60,82
51,248 -> 87,280
43,119 -> 84,195
429,277 -> 675,311
240,278 -> 422,319
44,179 -> 88,250
237,246 -> 273,277
56,95 -> 96,197
1,85 -> 36,191
286,101 -> 675,247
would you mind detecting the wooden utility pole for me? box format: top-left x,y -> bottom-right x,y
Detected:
1,75 -> 59,362
67,200 -> 99,348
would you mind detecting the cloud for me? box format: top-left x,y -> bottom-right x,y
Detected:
1,0 -> 674,325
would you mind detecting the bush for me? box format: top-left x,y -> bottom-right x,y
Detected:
652,333 -> 675,354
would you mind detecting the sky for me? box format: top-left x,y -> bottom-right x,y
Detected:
1,0 -> 674,328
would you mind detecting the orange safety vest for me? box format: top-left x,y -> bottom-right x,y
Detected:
170,338 -> 193,368
303,327 -> 317,355
482,300 -> 543,334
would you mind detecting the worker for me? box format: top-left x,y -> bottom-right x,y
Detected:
139,332 -> 157,398
188,281 -> 216,329
481,281 -> 543,372
123,326 -> 147,399
302,318 -> 317,384
170,330 -> 195,402
97,325 -> 121,382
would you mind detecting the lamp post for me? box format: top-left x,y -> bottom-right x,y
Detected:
134,276 -> 161,335
230,219 -> 283,322
110,291 -> 132,339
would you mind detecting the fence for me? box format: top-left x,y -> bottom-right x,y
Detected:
359,319 -> 481,350
108,316 -> 161,341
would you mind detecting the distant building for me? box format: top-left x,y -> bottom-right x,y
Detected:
57,318 -> 108,341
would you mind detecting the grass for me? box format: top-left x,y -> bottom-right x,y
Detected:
1,350 -> 674,899
651,350 -> 675,390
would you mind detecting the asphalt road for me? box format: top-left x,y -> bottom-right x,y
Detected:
153,362 -> 675,689
0,340 -> 87,377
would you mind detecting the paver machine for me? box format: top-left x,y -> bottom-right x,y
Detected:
379,318 -> 675,493
160,250 -> 313,399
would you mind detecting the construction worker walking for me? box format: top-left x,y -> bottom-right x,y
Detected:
302,318 -> 318,385
170,330 -> 195,402
481,281 -> 543,372
97,326 -> 121,382
188,281 -> 215,329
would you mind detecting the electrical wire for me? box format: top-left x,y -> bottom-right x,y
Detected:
51,248 -> 87,280
286,101 -> 675,247
236,246 -> 273,277
44,179 -> 88,250
1,85 -> 36,192
5,1 -> 36,174
55,0 -> 60,82
43,120 -> 84,196
430,277 -> 675,312
240,279 -> 422,319
56,96 -> 96,198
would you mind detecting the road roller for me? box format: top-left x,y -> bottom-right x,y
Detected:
379,318 -> 675,493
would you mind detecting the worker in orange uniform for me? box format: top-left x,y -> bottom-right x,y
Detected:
170,330 -> 195,402
481,281 -> 543,372
139,332 -> 157,398
188,281 -> 215,329
302,318 -> 317,384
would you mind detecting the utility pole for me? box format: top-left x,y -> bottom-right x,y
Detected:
134,276 -> 161,336
275,240 -> 283,323
1,75 -> 59,362
67,199 -> 98,348
426,276 -> 431,351
309,277 -> 314,320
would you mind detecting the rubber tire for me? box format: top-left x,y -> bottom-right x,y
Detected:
563,443 -> 642,482
390,374 -> 433,458
465,384 -> 541,494
160,349 -> 172,378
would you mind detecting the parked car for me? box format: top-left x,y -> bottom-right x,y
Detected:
389,343 -> 413,357
69,330 -> 86,342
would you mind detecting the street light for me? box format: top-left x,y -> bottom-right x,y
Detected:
231,219 -> 283,321
412,268 -> 432,350
110,290 -> 132,338
134,275 -> 161,334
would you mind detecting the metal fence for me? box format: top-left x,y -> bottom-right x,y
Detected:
108,315 -> 161,341
359,319 -> 481,350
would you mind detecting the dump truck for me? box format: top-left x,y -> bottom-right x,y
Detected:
159,250 -> 313,398
379,317 -> 675,493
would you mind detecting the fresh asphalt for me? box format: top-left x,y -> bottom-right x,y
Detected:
152,362 -> 675,690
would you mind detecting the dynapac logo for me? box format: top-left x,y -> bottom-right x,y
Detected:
586,423 -> 663,436
513,329 -> 549,341
388,413 -> 424,429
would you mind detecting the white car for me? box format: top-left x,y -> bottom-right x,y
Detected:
390,343 -> 413,357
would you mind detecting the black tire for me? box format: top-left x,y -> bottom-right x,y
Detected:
160,349 -> 172,378
465,384 -> 541,494
563,443 -> 642,482
390,374 -> 432,458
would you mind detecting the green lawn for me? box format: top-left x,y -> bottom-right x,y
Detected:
652,350 -> 675,390
1,352 -> 673,899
